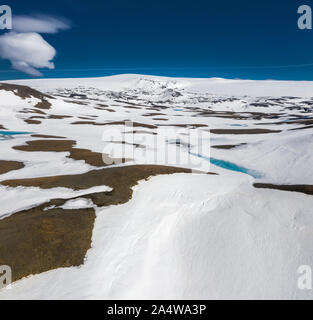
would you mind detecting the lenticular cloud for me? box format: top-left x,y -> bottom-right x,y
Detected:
0,14 -> 70,76
13,14 -> 71,34
0,32 -> 56,76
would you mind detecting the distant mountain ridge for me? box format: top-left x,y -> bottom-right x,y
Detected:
5,74 -> 313,98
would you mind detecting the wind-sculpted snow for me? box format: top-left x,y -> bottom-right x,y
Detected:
0,74 -> 313,299
2,174 -> 313,300
0,165 -> 191,283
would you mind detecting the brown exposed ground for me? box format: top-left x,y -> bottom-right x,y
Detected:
31,134 -> 66,139
0,124 -> 7,130
26,114 -> 72,122
70,120 -> 113,125
210,128 -> 281,135
19,108 -> 46,115
151,104 -> 170,110
71,120 -> 158,129
0,83 -> 52,100
71,148 -> 128,166
48,114 -> 72,120
0,204 -> 95,282
0,165 -> 196,282
289,125 -> 313,131
13,139 -> 127,167
212,143 -> 247,150
28,116 -> 46,120
0,160 -> 25,175
124,130 -> 157,135
1,164 -> 193,192
34,100 -> 51,110
96,104 -> 110,108
254,183 -> 313,196
142,113 -> 166,117
281,119 -> 313,126
122,105 -> 142,110
78,116 -> 95,120
31,108 -> 46,115
157,123 -> 208,128
13,140 -> 75,152
93,108 -> 115,112
24,119 -> 41,125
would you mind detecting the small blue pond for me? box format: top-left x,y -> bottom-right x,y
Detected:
0,131 -> 31,140
0,131 -> 30,136
174,108 -> 184,111
190,152 -> 262,179
229,124 -> 248,127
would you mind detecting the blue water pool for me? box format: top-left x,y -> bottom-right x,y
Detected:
209,157 -> 263,178
229,124 -> 248,127
190,152 -> 263,178
0,131 -> 30,136
0,131 -> 31,140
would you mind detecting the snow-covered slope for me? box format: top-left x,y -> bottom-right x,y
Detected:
2,172 -> 313,300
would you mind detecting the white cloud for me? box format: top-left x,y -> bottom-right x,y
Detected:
0,32 -> 56,76
0,14 -> 71,76
13,14 -> 71,34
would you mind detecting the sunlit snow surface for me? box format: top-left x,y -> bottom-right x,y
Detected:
1,74 -> 313,299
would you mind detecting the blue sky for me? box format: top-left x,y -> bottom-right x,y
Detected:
1,0 -> 313,80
